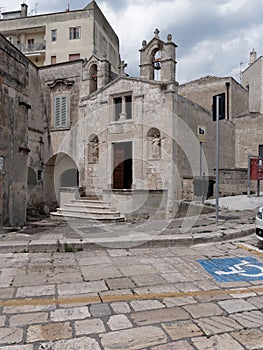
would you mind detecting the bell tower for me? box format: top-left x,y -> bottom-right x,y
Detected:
139,29 -> 177,82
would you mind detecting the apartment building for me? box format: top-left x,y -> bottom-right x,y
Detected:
0,1 -> 121,71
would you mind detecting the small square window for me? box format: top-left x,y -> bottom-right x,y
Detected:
51,56 -> 56,64
69,27 -> 80,40
69,53 -> 80,61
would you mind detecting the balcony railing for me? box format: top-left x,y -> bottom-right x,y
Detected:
16,42 -> 46,52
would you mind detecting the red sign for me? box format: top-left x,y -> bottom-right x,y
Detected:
250,157 -> 263,181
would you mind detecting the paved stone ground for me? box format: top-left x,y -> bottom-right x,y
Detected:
1,235 -> 263,349
0,208 -> 256,252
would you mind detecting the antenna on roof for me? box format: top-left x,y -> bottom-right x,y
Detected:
239,61 -> 243,83
65,3 -> 70,12
29,2 -> 38,16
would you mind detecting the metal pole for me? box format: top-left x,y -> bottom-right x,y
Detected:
247,155 -> 251,197
200,142 -> 203,177
202,172 -> 205,204
216,95 -> 219,225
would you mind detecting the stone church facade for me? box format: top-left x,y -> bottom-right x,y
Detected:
0,2 -> 262,226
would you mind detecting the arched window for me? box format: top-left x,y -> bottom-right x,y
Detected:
89,64 -> 98,93
147,128 -> 162,159
151,49 -> 161,81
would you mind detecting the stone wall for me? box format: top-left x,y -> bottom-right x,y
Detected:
177,95 -> 236,178
235,113 -> 263,168
39,61 -> 82,162
0,34 -> 47,223
242,58 -> 263,113
182,168 -> 257,200
0,35 -> 30,225
218,168 -> 248,196
179,76 -> 248,120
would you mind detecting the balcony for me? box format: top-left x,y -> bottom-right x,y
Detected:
17,42 -> 46,54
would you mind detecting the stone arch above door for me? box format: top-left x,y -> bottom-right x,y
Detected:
43,152 -> 78,203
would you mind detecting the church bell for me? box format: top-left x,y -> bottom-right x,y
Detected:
153,60 -> 161,70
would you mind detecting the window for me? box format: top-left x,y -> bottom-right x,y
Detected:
125,95 -> 132,119
114,97 -> 122,120
69,27 -> 80,40
69,53 -> 80,61
51,29 -> 57,42
27,38 -> 35,51
113,95 -> 132,121
51,56 -> 56,64
89,64 -> 98,93
53,95 -> 69,128
37,170 -> 43,181
259,145 -> 263,158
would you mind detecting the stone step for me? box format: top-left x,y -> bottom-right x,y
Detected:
51,197 -> 124,222
50,211 -> 125,222
52,207 -> 123,220
69,200 -> 113,209
63,203 -> 117,212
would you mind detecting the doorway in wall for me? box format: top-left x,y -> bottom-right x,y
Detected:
113,142 -> 132,189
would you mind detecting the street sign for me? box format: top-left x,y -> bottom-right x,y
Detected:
250,157 -> 263,181
198,257 -> 263,282
212,93 -> 225,121
197,125 -> 207,143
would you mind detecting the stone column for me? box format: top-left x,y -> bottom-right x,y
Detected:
119,97 -> 127,121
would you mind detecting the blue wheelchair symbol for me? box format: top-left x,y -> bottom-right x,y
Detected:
198,257 -> 263,282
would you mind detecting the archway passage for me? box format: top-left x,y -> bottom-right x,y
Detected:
113,142 -> 132,189
61,168 -> 79,187
43,152 -> 78,203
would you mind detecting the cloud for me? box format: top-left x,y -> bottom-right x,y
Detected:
2,0 -> 263,84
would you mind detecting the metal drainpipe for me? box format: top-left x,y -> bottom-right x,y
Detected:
225,81 -> 230,120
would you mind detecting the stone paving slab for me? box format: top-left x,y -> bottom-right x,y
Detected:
100,325 -> 168,349
0,235 -> 263,348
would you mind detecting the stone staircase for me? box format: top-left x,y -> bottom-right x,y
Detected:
50,197 -> 125,222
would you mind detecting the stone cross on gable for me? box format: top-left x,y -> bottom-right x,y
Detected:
119,60 -> 127,75
154,28 -> 160,38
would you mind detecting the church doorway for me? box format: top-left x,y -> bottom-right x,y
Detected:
113,142 -> 132,189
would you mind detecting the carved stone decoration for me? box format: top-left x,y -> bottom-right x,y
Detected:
147,127 -> 164,159
88,135 -> 99,163
47,79 -> 74,88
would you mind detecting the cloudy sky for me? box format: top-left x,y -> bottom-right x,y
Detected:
1,0 -> 263,84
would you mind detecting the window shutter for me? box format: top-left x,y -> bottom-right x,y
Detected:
61,96 -> 68,126
54,97 -> 61,127
54,95 -> 68,127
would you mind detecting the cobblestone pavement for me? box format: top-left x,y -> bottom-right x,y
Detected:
1,236 -> 263,349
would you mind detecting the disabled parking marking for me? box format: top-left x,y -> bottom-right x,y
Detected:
198,256 -> 263,282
